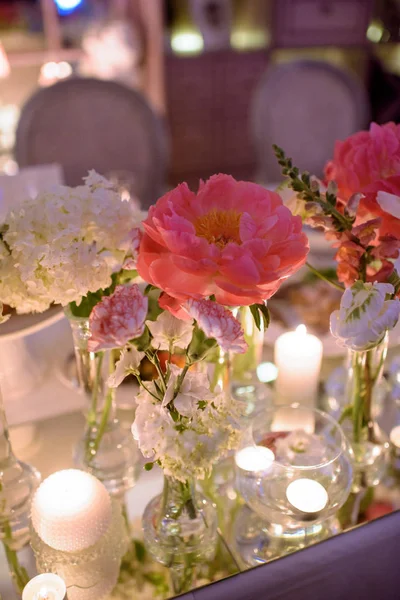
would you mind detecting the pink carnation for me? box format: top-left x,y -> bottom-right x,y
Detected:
186,299 -> 247,353
137,174 -> 308,307
88,284 -> 148,352
325,122 -> 400,201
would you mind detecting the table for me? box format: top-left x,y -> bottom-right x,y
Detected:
1,317 -> 400,599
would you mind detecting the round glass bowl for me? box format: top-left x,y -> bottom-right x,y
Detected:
234,404 -> 353,565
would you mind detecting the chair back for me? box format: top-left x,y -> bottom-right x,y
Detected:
15,77 -> 168,208
251,60 -> 369,183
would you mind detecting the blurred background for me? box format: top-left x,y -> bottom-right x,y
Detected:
0,0 -> 399,195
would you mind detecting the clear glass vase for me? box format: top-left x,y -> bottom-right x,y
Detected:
342,334 -> 390,494
0,385 -> 41,593
66,309 -> 140,498
234,405 -> 353,565
231,307 -> 270,421
142,475 -> 218,595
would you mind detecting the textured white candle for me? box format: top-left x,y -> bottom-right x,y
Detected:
22,574 -> 66,600
235,446 -> 274,472
286,478 -> 328,513
390,425 -> 400,448
31,469 -> 112,552
274,325 -> 323,407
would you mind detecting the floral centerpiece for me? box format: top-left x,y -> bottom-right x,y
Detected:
274,122 -> 400,509
88,173 -> 309,592
0,171 -> 144,493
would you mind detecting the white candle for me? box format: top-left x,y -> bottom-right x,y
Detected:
390,425 -> 400,448
286,478 -> 328,514
31,469 -> 112,552
274,325 -> 323,408
235,446 -> 275,472
22,574 -> 66,600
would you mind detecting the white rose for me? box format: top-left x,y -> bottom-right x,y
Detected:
330,281 -> 400,351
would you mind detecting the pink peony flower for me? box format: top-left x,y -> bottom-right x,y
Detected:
137,174 -> 309,307
186,298 -> 247,353
88,284 -> 148,352
325,122 -> 400,201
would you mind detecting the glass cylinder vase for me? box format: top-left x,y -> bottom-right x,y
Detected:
231,306 -> 270,421
142,475 -> 218,595
342,334 -> 390,493
66,309 -> 140,498
0,385 -> 40,593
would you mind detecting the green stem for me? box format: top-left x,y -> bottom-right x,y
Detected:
172,364 -> 190,401
86,351 -> 114,462
209,348 -> 229,393
2,523 -> 29,593
145,351 -> 167,393
135,376 -> 161,401
352,353 -> 364,445
305,262 -> 345,291
88,351 -> 104,426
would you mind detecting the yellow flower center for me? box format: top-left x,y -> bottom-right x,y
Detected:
194,209 -> 242,249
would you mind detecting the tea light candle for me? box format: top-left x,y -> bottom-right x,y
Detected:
31,469 -> 112,552
390,425 -> 400,448
286,478 -> 328,514
274,325 -> 323,407
22,574 -> 66,600
235,446 -> 275,472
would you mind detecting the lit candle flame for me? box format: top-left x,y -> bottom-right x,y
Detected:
295,324 -> 307,335
38,587 -> 49,600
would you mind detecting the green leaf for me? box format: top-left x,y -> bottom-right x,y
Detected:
134,539 -> 146,562
187,323 -> 216,360
249,303 -> 270,331
144,462 -> 154,471
145,283 -> 158,295
249,304 -> 261,330
131,326 -> 151,351
69,290 -> 104,318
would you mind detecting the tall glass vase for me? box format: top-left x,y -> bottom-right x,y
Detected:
340,334 -> 390,524
0,386 -> 40,593
142,475 -> 217,595
66,309 -> 140,498
231,307 -> 269,421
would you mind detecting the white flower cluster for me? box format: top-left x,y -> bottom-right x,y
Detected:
132,366 -> 241,481
0,171 -> 145,313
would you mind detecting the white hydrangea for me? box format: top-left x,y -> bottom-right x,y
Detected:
132,366 -> 241,481
330,281 -> 400,351
0,172 -> 145,313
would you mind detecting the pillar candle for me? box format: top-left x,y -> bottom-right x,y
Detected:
274,325 -> 323,408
